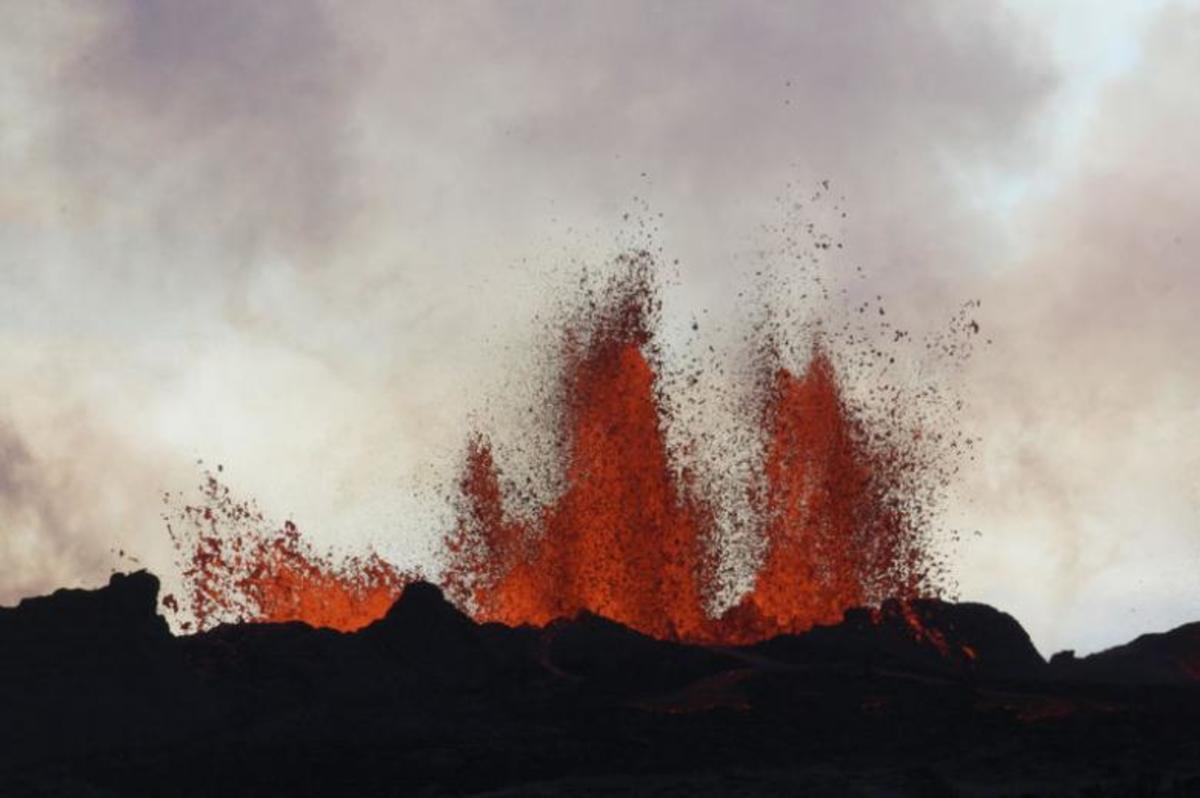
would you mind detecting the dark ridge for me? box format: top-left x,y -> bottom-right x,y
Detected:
539,611 -> 741,695
1050,622 -> 1200,685
0,570 -> 172,682
0,570 -> 167,644
750,598 -> 1046,680
2,571 -> 1199,796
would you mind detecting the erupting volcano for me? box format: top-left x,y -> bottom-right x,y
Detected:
166,250 -> 947,642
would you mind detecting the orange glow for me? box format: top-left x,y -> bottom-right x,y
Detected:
445,329 -> 712,640
168,477 -> 408,632
169,252 -> 942,642
446,255 -> 933,644
714,352 -> 924,642
445,257 -> 712,639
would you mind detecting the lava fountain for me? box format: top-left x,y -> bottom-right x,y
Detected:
165,473 -> 410,633
166,250 -> 950,641
444,253 -> 714,640
444,251 -> 935,643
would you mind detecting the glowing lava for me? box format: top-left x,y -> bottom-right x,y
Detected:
167,474 -> 408,632
714,352 -> 926,642
168,250 -> 944,642
445,252 -> 933,643
445,260 -> 712,640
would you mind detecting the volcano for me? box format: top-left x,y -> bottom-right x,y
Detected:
38,253 -> 1190,794
3,571 -> 1200,795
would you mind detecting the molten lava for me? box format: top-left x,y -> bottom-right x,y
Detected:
444,273 -> 712,639
169,250 -> 943,642
168,475 -> 407,632
445,252 -> 932,643
715,353 -> 925,642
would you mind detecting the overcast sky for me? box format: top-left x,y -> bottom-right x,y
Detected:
2,1 -> 1196,655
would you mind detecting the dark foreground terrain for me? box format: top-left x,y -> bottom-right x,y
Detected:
2,572 -> 1199,797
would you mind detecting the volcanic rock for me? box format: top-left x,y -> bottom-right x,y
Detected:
3,572 -> 1200,796
1050,622 -> 1200,685
750,598 -> 1046,680
360,580 -> 493,683
0,571 -> 210,778
539,611 -> 741,695
0,570 -> 170,660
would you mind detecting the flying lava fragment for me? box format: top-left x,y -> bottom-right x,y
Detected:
167,249 -> 952,641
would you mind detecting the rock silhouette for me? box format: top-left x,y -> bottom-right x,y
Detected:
2,572 -> 1199,796
1050,622 -> 1200,685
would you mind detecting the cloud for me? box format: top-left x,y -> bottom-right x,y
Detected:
50,0 -> 356,268
28,1 -> 1196,660
0,418 -> 132,605
954,4 -> 1200,653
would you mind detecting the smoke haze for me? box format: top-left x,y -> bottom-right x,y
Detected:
1,1 -> 1196,654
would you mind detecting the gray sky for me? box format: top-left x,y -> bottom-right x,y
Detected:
1,1 -> 1196,655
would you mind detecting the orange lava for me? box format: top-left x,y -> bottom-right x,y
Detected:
168,476 -> 408,632
446,253 -> 932,644
714,352 -> 924,642
445,257 -> 712,639
168,251 -> 939,642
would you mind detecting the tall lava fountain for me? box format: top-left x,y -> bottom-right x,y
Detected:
167,248 -> 954,642
444,250 -> 935,643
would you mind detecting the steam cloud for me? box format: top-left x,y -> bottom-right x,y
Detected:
1,1 -> 1196,654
